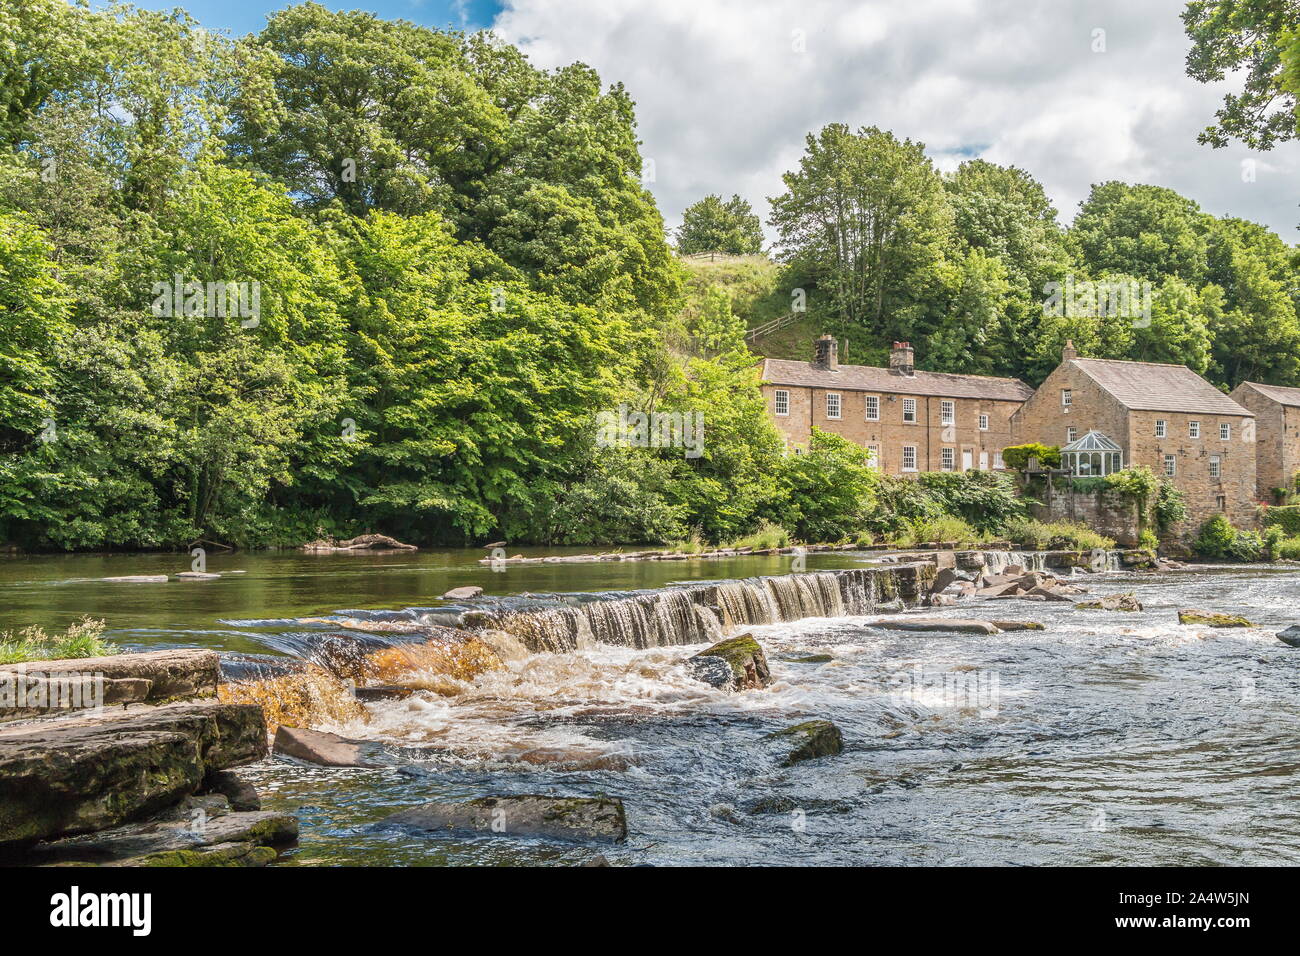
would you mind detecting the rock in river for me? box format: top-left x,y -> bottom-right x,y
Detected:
767,719 -> 844,767
1178,609 -> 1253,628
1276,625 -> 1300,647
867,618 -> 1001,635
385,795 -> 627,843
1075,593 -> 1143,612
273,726 -> 391,769
685,634 -> 772,690
442,585 -> 484,600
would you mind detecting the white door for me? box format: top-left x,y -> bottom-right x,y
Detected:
962,449 -> 973,472
979,452 -> 989,470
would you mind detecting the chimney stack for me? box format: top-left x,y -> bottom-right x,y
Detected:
814,334 -> 839,371
1062,339 -> 1078,362
889,341 -> 915,376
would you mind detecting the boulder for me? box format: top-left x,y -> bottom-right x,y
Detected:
1028,586 -> 1072,602
685,634 -> 772,690
867,618 -> 1001,635
0,701 -> 266,846
272,726 -> 390,769
782,653 -> 833,664
766,720 -> 843,766
1277,626 -> 1300,647
441,585 -> 484,600
385,795 -> 627,843
955,551 -> 987,571
990,620 -> 1045,632
927,594 -> 957,607
1120,548 -> 1159,569
1075,593 -> 1143,612
930,567 -> 959,595
977,582 -> 1021,598
1178,609 -> 1253,628
202,769 -> 261,811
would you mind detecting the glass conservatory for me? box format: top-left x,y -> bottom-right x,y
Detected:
1060,430 -> 1123,476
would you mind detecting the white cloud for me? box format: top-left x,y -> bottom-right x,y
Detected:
492,0 -> 1300,244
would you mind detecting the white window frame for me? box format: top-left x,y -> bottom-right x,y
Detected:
1062,389 -> 1072,408
1189,421 -> 1201,439
1209,455 -> 1221,479
864,395 -> 880,421
1220,422 -> 1231,441
1155,420 -> 1167,438
979,414 -> 989,431
867,444 -> 881,470
941,447 -> 955,471
994,451 -> 1005,469
1067,427 -> 1078,443
941,400 -> 955,426
902,398 -> 917,423
825,393 -> 841,419
1164,454 -> 1177,477
774,389 -> 789,417
902,445 -> 918,472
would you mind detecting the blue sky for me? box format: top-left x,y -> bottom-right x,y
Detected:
118,1 -> 506,37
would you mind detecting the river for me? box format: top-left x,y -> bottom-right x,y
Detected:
4,549 -> 1299,866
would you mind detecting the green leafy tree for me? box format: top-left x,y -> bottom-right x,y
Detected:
675,194 -> 764,255
1183,0 -> 1300,149
1068,182 -> 1213,285
772,428 -> 878,542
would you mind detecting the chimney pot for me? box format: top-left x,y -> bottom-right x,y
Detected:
889,341 -> 915,376
1062,339 -> 1078,362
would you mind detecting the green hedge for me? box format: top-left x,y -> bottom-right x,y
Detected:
1002,443 -> 1061,470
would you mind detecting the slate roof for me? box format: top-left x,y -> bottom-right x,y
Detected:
1236,381 -> 1300,409
1069,358 -> 1253,417
759,358 -> 1034,403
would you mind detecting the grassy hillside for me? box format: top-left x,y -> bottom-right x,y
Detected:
678,254 -> 871,364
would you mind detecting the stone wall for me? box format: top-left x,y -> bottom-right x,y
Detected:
1025,477 -> 1142,547
1230,383 -> 1300,501
761,382 -> 1021,475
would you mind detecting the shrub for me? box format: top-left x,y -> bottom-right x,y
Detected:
1194,515 -> 1263,562
1153,479 -> 1187,533
1277,536 -> 1300,561
1260,504 -> 1300,536
916,471 -> 1028,533
0,617 -> 115,665
909,514 -> 984,545
772,428 -> 879,543
1138,529 -> 1159,551
724,520 -> 791,551
1001,443 -> 1061,470
1263,524 -> 1286,561
1004,518 -> 1115,551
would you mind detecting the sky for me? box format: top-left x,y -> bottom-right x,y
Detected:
122,0 -> 1300,242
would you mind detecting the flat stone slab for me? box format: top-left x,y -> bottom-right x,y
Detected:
100,575 -> 170,583
990,620 -> 1045,632
176,571 -> 220,580
1178,609 -> 1253,628
442,586 -> 484,600
0,648 -> 219,721
25,795 -> 296,867
867,618 -> 1001,635
386,795 -> 627,843
0,701 -> 266,845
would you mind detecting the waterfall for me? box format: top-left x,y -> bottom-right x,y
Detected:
468,565 -> 924,653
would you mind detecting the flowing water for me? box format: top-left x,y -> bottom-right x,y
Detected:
4,548 -> 1300,866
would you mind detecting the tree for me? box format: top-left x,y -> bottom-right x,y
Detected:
768,124 -> 955,343
675,194 -> 764,255
1068,182 -> 1213,286
1183,0 -> 1300,149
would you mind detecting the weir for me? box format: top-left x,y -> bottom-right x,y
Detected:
462,563 -> 936,653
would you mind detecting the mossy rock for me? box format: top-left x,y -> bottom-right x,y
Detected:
686,634 -> 771,690
1178,609 -> 1253,628
782,653 -> 833,664
766,719 -> 843,767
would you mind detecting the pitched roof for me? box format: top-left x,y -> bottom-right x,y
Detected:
759,358 -> 1034,403
1069,358 -> 1253,417
1237,381 -> 1300,408
1062,429 -> 1122,452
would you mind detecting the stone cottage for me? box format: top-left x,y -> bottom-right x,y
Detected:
758,336 -> 1034,475
1227,381 -> 1300,502
1010,342 -> 1257,531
